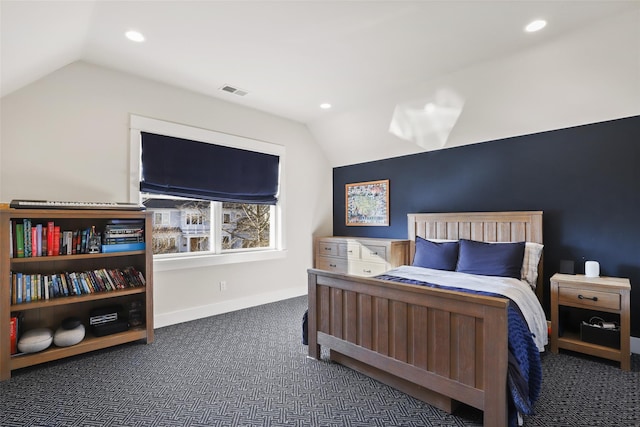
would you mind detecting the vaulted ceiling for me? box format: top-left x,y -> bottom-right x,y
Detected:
2,1 -> 639,166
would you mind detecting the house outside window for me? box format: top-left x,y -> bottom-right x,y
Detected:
143,196 -> 273,255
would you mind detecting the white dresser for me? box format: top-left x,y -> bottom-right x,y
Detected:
314,236 -> 409,277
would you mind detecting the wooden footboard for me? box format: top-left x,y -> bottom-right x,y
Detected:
308,268 -> 509,427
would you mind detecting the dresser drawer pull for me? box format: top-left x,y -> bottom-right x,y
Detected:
329,264 -> 337,268
578,294 -> 598,302
324,247 -> 332,251
363,269 -> 372,274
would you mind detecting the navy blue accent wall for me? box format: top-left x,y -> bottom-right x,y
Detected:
333,116 -> 640,336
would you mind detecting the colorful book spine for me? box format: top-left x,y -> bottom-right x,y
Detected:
47,221 -> 55,256
101,242 -> 145,253
41,226 -> 48,256
61,274 -> 69,296
25,275 -> 31,302
23,219 -> 32,257
10,317 -> 18,355
53,226 -> 61,256
31,227 -> 38,258
35,224 -> 42,256
15,223 -> 24,258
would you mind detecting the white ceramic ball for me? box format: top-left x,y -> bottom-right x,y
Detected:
54,324 -> 85,347
18,328 -> 53,353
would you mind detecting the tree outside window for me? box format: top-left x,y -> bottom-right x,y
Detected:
143,196 -> 271,255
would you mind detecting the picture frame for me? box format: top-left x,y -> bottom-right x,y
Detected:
345,179 -> 389,226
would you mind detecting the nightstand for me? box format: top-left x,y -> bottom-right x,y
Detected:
550,273 -> 631,370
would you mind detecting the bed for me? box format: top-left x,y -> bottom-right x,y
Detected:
307,211 -> 546,427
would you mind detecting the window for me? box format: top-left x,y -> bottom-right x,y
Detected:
142,196 -> 274,254
153,211 -> 170,226
130,115 -> 286,267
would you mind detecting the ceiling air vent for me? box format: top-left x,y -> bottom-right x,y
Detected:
219,84 -> 248,97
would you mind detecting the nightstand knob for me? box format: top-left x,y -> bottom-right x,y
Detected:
578,294 -> 598,302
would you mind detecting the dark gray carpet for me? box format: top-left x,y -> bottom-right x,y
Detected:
1,296 -> 638,426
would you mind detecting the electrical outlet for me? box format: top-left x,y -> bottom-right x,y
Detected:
219,281 -> 227,291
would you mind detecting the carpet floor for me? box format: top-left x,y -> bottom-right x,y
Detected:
1,295 -> 638,426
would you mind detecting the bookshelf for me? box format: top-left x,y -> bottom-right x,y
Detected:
0,207 -> 154,381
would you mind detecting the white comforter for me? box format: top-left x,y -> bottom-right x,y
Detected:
381,265 -> 548,351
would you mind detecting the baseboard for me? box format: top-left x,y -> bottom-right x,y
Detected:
632,336 -> 640,355
154,286 -> 307,328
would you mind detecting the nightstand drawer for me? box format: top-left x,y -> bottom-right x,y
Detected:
315,256 -> 348,273
558,287 -> 620,310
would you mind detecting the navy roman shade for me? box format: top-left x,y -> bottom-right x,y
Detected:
140,132 -> 280,204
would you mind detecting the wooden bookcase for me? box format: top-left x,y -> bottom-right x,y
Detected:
0,208 -> 154,381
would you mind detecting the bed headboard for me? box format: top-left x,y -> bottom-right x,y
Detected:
407,211 -> 544,300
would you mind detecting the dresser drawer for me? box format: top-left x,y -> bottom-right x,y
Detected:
348,261 -> 387,277
339,242 -> 360,259
315,256 -> 348,273
558,287 -> 620,310
317,241 -> 339,257
360,244 -> 387,262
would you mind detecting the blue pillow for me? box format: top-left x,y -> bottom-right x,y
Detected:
412,237 -> 459,271
456,239 -> 525,279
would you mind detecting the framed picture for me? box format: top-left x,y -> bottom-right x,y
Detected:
345,179 -> 389,226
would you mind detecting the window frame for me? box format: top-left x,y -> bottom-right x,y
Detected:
129,115 -> 286,272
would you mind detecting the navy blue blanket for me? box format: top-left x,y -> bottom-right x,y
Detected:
376,274 -> 542,426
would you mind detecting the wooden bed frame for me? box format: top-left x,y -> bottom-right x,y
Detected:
307,211 -> 543,427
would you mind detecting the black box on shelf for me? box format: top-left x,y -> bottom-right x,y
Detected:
580,321 -> 620,348
92,319 -> 129,337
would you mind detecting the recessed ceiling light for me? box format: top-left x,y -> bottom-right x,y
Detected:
525,19 -> 547,33
125,30 -> 145,42
320,103 -> 332,110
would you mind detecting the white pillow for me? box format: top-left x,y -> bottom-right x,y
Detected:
521,242 -> 544,289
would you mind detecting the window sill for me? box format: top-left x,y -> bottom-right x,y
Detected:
153,249 -> 287,272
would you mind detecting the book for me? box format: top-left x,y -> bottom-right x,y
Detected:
101,242 -> 145,253
14,273 -> 22,304
43,275 -> 50,300
59,273 -> 70,296
53,226 -> 61,256
10,272 -> 15,304
99,268 -> 118,291
51,274 -> 60,297
67,231 -> 73,255
23,219 -> 32,257
36,223 -> 43,256
25,274 -> 31,302
9,221 -> 14,258
15,223 -> 25,258
11,220 -> 17,258
10,317 -> 18,355
20,273 -> 26,303
31,226 -> 37,258
80,228 -> 88,254
72,230 -> 79,254
47,221 -> 55,256
41,226 -> 47,256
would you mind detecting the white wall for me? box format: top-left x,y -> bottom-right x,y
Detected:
0,61 -> 333,327
311,8 -> 640,167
